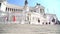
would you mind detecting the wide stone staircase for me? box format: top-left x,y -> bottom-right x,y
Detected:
0,24 -> 60,34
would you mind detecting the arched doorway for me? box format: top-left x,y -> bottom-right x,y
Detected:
38,19 -> 40,23
42,22 -> 44,25
46,22 -> 48,25
52,18 -> 55,22
49,22 -> 50,24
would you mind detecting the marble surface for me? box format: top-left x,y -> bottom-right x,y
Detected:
0,24 -> 60,34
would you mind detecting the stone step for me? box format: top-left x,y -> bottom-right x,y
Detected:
0,24 -> 60,34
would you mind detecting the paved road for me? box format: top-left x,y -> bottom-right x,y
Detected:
0,24 -> 60,34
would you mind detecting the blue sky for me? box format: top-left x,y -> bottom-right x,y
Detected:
7,0 -> 60,20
